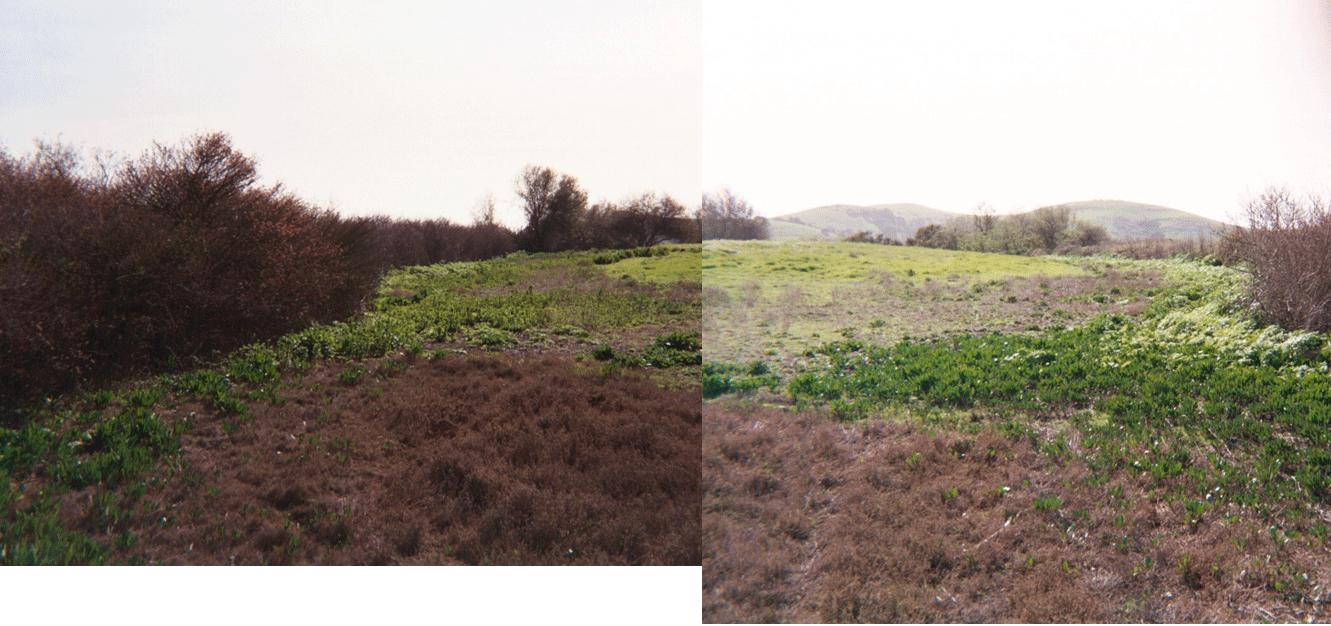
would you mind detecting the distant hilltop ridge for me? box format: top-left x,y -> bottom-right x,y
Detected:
769,199 -> 1226,241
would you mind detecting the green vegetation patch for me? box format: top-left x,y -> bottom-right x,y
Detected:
703,241 -> 1085,300
590,331 -> 702,371
782,259 -> 1331,510
598,245 -> 700,284
703,361 -> 780,399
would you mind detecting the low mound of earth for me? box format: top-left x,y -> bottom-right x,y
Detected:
41,352 -> 701,565
704,402 -> 1331,623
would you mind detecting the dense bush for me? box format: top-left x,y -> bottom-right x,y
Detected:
905,223 -> 958,249
361,216 -> 517,268
0,135 -> 369,410
0,134 -> 697,414
0,134 -> 523,414
1228,189 -> 1331,332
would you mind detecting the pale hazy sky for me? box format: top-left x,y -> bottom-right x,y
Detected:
704,0 -> 1331,221
0,1 -> 701,226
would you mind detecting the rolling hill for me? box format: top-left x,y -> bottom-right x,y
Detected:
1040,200 -> 1227,240
769,199 -> 1226,241
769,203 -> 960,241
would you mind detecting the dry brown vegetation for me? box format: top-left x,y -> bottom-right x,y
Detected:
1228,189 -> 1331,332
0,134 -> 519,413
704,402 -> 1331,622
0,133 -> 702,416
52,352 -> 700,565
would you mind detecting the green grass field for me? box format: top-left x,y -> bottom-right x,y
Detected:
597,244 -> 700,284
705,241 -> 1085,296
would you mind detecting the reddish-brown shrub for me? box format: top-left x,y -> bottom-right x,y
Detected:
1227,188 -> 1331,332
0,133 -> 702,415
362,216 -> 517,268
0,133 -> 519,415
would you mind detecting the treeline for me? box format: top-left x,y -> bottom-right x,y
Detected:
700,189 -> 769,240
514,165 -> 699,251
846,204 -> 1228,262
0,133 -> 697,413
901,205 -> 1110,254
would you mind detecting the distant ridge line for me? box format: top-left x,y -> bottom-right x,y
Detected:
769,199 -> 1224,241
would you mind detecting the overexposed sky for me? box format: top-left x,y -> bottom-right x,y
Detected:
704,1 -> 1331,220
0,1 -> 700,226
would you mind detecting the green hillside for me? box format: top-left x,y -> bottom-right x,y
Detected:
769,203 -> 959,242
1046,200 -> 1228,240
767,219 -> 828,241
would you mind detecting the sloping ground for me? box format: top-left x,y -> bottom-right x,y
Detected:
1054,200 -> 1228,240
704,402 -> 1331,622
97,352 -> 699,565
768,219 -> 828,241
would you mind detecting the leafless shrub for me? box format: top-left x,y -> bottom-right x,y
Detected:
1227,188 -> 1331,332
0,133 -> 520,412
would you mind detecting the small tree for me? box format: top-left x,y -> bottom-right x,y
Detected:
472,193 -> 498,226
621,192 -> 687,246
1068,221 -> 1109,247
1030,205 -> 1073,252
517,165 -> 587,252
972,202 -> 997,235
906,223 -> 958,249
